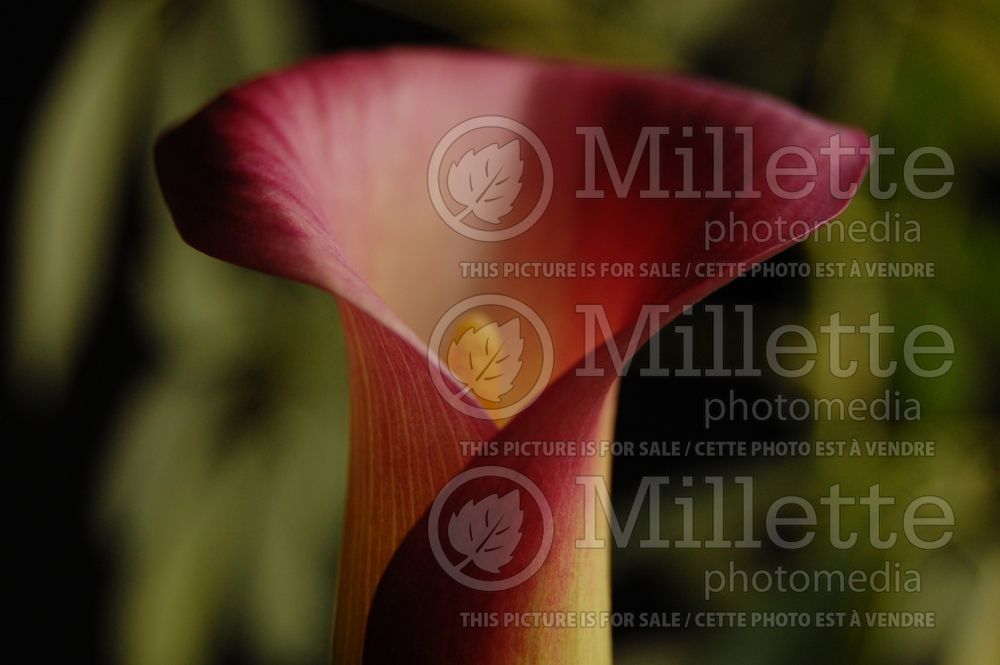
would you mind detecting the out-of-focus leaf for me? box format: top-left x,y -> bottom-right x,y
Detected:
813,0 -> 914,127
98,1 -> 345,664
118,430 -> 268,665
9,0 -> 163,390
246,400 -> 349,662
100,372 -> 225,550
804,195 -> 890,402
135,0 -> 313,370
222,0 -> 314,75
102,289 -> 350,665
359,0 -> 747,68
921,12 -> 1000,138
942,552 -> 1000,665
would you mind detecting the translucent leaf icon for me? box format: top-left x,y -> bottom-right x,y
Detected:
446,319 -> 524,402
447,490 -> 523,573
446,140 -> 524,224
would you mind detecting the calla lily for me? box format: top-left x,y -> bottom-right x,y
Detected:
154,48 -> 868,664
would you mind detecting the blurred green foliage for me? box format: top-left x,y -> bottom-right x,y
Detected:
12,1 -> 348,664
9,0 -> 998,664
